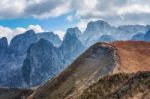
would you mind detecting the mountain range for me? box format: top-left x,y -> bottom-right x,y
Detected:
0,20 -> 150,89
0,41 -> 149,99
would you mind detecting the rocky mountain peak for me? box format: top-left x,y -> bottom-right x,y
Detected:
22,38 -> 62,87
37,32 -> 61,47
9,30 -> 38,54
85,20 -> 111,33
0,37 -> 8,49
144,29 -> 150,41
66,27 -> 82,37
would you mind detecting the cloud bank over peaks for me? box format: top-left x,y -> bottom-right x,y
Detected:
73,0 -> 150,26
0,25 -> 44,42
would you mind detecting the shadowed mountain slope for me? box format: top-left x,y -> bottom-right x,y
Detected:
28,42 -> 118,99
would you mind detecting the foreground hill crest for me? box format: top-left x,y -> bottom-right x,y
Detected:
27,41 -> 150,99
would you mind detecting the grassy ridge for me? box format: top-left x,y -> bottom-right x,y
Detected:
80,71 -> 150,99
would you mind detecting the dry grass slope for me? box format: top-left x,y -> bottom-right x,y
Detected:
80,71 -> 150,99
112,41 -> 150,73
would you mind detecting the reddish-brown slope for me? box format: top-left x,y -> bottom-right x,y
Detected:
112,41 -> 150,73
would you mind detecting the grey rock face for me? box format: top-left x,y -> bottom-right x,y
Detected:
0,37 -> 8,64
67,27 -> 82,38
0,37 -> 8,49
60,28 -> 85,66
37,32 -> 62,47
22,39 -> 64,87
118,25 -> 149,34
9,30 -> 38,55
80,20 -> 150,47
0,28 -> 85,87
81,20 -> 112,46
144,29 -> 150,41
98,35 -> 115,42
21,28 -> 85,87
85,20 -> 112,34
132,33 -> 145,41
0,30 -> 38,87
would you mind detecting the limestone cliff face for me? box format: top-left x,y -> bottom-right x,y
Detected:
0,37 -> 8,64
22,39 -> 63,87
145,29 -> 150,41
59,27 -> 85,66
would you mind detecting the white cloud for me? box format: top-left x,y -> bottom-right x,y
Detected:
77,18 -> 103,32
66,15 -> 73,22
0,0 -> 26,19
54,30 -> 65,40
0,25 -> 44,43
118,4 -> 150,15
28,25 -> 44,33
0,0 -> 72,19
0,26 -> 13,42
0,24 -> 66,42
0,0 -> 150,30
31,0 -> 72,19
77,20 -> 88,32
72,0 -> 150,26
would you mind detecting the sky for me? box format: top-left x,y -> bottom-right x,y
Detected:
0,0 -> 150,41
